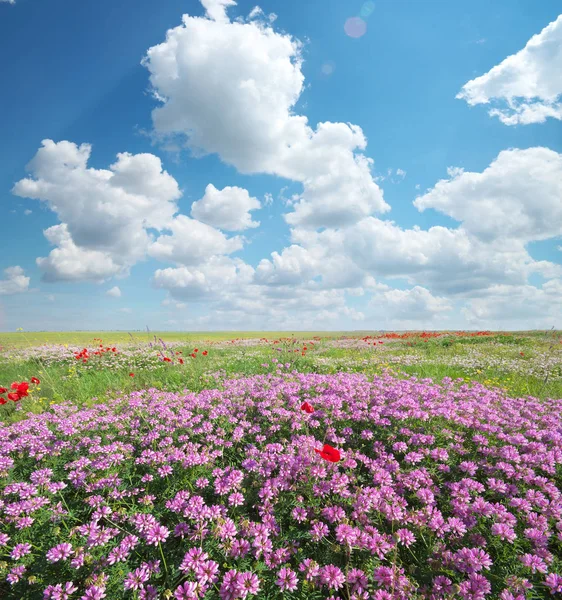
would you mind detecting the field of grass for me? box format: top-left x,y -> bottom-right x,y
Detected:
0,331 -> 348,349
0,330 -> 561,598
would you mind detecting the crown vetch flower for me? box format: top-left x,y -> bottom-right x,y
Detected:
301,401 -> 314,413
315,443 -> 341,462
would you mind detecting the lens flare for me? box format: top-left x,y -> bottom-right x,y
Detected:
344,17 -> 367,39
321,61 -> 335,76
360,1 -> 376,18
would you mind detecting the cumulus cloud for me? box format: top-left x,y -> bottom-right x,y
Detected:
37,224 -> 125,283
201,0 -> 236,22
13,140 -> 182,281
414,147 -> 562,242
462,280 -> 562,328
191,184 -> 261,230
368,285 -> 452,328
457,15 -> 562,124
0,0 -> 16,4
0,266 -> 30,295
343,217 -> 561,295
153,256 -> 254,299
142,1 -> 389,228
149,214 -> 244,266
106,286 -> 122,298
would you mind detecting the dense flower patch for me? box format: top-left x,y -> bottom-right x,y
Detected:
1,372 -> 561,599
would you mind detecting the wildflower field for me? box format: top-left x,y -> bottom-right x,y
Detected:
0,330 -> 561,600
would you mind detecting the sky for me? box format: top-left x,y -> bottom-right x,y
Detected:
0,0 -> 561,332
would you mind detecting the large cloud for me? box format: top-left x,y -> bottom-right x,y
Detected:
13,140 -> 182,281
0,266 -> 30,295
462,280 -> 562,328
153,255 -> 254,300
37,224 -> 126,283
457,14 -> 562,125
142,1 -> 389,228
369,285 -> 453,328
191,184 -> 261,231
149,214 -> 244,265
414,147 -> 562,243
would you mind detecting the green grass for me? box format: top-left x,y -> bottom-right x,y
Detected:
0,330 -> 348,348
1,330 -> 560,425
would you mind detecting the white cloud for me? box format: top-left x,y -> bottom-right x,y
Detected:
462,281 -> 562,328
201,0 -> 236,23
118,307 -> 133,314
153,255 -> 254,299
13,140 -> 182,281
457,15 -> 562,125
343,217 -> 561,295
369,285 -> 452,328
256,231 -> 366,289
106,286 -> 122,298
142,1 -> 389,229
24,209 -> 32,215
396,168 -> 406,179
0,266 -> 30,295
149,214 -> 243,266
37,224 -> 126,283
0,0 -> 16,4
191,184 -> 261,230
414,147 -> 562,243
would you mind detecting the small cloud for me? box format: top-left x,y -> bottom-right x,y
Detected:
118,307 -> 132,314
446,166 -> 464,178
415,183 -> 421,190
264,193 -> 273,206
0,266 -> 30,295
106,286 -> 122,298
46,294 -> 55,302
24,209 -> 32,216
396,168 -> 406,180
475,38 -> 486,44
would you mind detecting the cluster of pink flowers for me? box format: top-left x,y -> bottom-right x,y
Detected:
0,371 -> 561,598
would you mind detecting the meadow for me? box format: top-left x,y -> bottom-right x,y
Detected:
0,330 -> 561,599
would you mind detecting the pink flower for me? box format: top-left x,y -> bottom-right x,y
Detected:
276,567 -> 298,592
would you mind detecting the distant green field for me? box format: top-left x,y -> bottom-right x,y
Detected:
0,330 -> 349,348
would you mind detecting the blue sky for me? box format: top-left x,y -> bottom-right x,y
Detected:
1,0 -> 561,331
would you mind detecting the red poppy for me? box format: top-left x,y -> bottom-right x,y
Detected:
163,357 -> 172,362
0,387 -> 7,394
7,392 -> 20,402
314,444 -> 341,463
31,377 -> 40,384
0,397 -> 6,405
194,348 -> 199,353
129,373 -> 135,377
11,382 -> 29,398
520,352 -> 524,357
178,358 -> 184,365
190,353 -> 196,358
301,401 -> 314,414
202,350 -> 208,356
